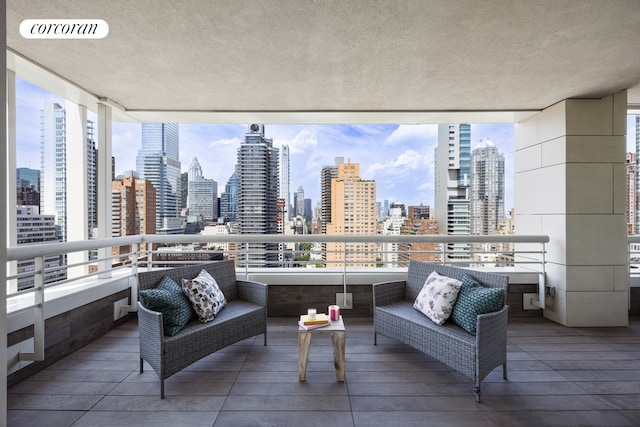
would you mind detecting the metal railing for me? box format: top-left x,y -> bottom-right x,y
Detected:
6,233 -> 548,363
629,235 -> 640,286
6,233 -> 551,300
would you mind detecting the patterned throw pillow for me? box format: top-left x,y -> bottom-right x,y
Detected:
182,269 -> 227,323
451,274 -> 505,335
139,276 -> 194,336
413,271 -> 462,325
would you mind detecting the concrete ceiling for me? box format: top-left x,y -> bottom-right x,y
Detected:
6,0 -> 640,123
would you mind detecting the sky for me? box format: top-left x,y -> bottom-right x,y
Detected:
15,77 -> 639,213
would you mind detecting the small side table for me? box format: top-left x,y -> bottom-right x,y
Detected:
298,316 -> 345,382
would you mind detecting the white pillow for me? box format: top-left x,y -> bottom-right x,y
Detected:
413,271 -> 462,325
182,269 -> 227,323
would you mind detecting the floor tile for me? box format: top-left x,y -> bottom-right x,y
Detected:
7,316 -> 640,427
353,410 -> 495,427
72,411 -> 219,427
213,410 -> 354,427
8,410 -> 84,427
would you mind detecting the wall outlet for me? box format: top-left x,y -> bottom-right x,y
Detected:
336,293 -> 353,309
523,293 -> 539,310
113,297 -> 129,321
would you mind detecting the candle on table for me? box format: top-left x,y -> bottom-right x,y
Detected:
329,305 -> 340,321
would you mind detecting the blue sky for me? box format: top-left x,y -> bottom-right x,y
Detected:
15,77 -> 639,213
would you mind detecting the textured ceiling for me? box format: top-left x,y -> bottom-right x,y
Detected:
6,0 -> 640,123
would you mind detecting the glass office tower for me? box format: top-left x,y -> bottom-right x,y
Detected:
236,124 -> 279,266
136,123 -> 181,232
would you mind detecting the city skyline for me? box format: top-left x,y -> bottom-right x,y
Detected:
15,77 -> 639,213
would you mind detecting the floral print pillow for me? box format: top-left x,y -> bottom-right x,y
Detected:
413,271 -> 462,325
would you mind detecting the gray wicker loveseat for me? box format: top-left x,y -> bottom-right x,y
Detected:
373,260 -> 509,402
137,260 -> 267,398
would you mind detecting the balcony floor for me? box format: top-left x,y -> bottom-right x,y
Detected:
7,316 -> 640,427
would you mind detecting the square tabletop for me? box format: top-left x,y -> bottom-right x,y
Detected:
298,315 -> 345,332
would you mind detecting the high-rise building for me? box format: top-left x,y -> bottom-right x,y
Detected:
484,208 -> 516,267
321,157 -> 343,235
87,125 -> 97,238
380,205 -> 406,267
180,171 -> 189,210
408,204 -> 430,220
304,198 -> 312,223
434,123 -> 471,262
17,167 -> 41,207
17,206 -> 57,244
111,174 -> 156,263
136,123 -> 181,232
17,167 -> 40,192
295,186 -> 305,219
16,205 -> 64,290
390,201 -> 406,217
220,172 -> 238,223
187,157 -> 217,222
470,139 -> 505,235
312,202 -> 322,234
398,218 -> 441,265
280,145 -> 291,219
17,186 -> 40,207
635,116 -> 640,234
277,198 -> 287,234
326,160 -> 377,268
628,153 -> 637,235
40,102 -> 96,242
236,124 -> 279,266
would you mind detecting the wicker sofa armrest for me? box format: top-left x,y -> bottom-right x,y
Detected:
237,280 -> 268,306
373,280 -> 407,306
476,305 -> 509,349
475,305 -> 509,376
137,301 -> 164,357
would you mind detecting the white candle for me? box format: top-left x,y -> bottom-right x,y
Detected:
307,308 -> 317,320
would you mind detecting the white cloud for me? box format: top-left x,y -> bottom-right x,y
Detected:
181,137 -> 239,185
384,124 -> 437,146
112,123 -> 141,174
208,137 -> 242,147
364,149 -> 433,180
363,149 -> 436,206
274,129 -> 318,154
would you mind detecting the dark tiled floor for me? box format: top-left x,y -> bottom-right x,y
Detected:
7,316 -> 640,427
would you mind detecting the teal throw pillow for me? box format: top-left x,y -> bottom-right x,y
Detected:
450,274 -> 505,335
139,276 -> 194,336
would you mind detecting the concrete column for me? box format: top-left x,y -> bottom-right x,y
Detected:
515,91 -> 628,327
66,100 -> 89,277
7,70 -> 17,294
2,21 -> 10,422
97,102 -> 113,276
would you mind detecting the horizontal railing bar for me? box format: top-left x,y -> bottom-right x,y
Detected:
140,233 -> 550,245
7,235 -> 142,261
7,234 -> 549,262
